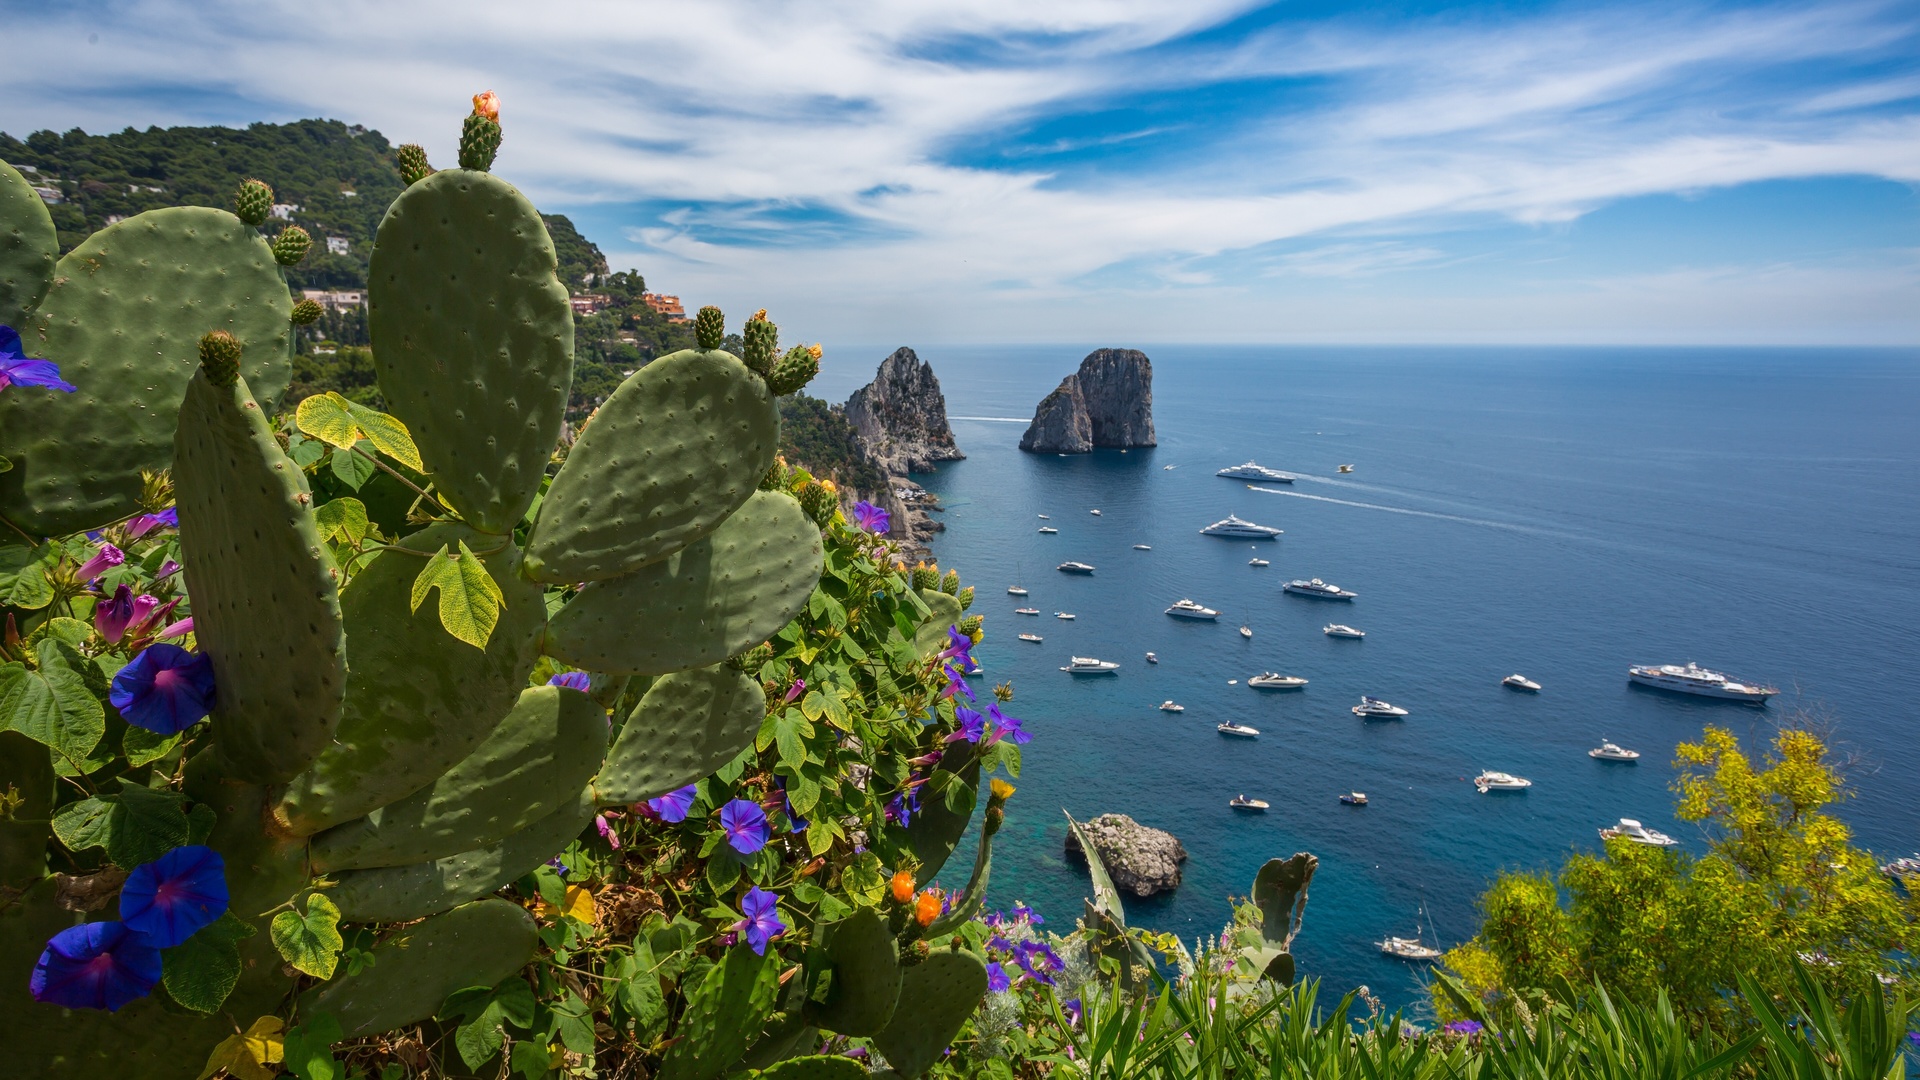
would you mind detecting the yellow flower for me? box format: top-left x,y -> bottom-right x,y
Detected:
752,308 -> 768,321
820,479 -> 837,494
990,778 -> 1016,801
809,343 -> 824,360
472,90 -> 500,122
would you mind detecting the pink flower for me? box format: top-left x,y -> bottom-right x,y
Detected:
783,678 -> 806,704
594,814 -> 621,850
76,543 -> 125,583
156,617 -> 194,640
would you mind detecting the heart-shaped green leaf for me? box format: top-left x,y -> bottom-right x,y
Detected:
272,892 -> 345,978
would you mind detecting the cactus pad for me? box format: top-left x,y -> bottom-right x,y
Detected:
328,785 -> 595,923
905,754 -> 978,881
913,590 -> 964,659
0,730 -> 54,889
173,367 -> 345,784
543,490 -> 822,676
871,950 -> 988,1078
759,1057 -> 869,1079
368,169 -> 572,533
0,207 -> 294,535
659,945 -> 779,1080
300,899 -> 538,1039
595,663 -> 765,805
309,685 -> 606,872
524,349 -> 778,583
805,908 -> 899,1036
1252,853 -> 1316,948
276,521 -> 547,836
0,159 -> 56,328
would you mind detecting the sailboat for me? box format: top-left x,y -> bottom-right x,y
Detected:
1378,907 -> 1442,961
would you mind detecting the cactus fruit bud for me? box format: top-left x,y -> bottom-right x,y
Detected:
798,480 -> 837,527
906,940 -> 931,965
911,563 -> 938,591
742,316 -> 779,377
472,90 -> 501,123
957,586 -> 974,611
460,113 -> 502,171
940,569 -> 961,595
985,805 -> 1004,835
727,641 -> 775,673
890,870 -> 915,904
397,143 -> 433,186
958,615 -> 983,639
198,331 -> 242,388
290,298 -> 323,325
234,178 -> 273,226
695,306 -> 725,350
767,344 -> 821,396
760,460 -> 788,491
271,226 -> 312,265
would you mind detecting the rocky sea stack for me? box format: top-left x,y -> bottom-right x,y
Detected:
1020,348 -> 1156,454
1065,813 -> 1187,897
841,347 -> 963,555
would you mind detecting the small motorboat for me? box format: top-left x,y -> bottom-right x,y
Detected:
1588,741 -> 1640,762
1249,558 -> 1270,567
1338,464 -> 1354,474
1879,856 -> 1920,882
1056,561 -> 1094,573
1599,818 -> 1676,846
1239,625 -> 1253,638
1037,514 -> 1050,519
1217,723 -> 1260,738
1503,674 -> 1542,691
1352,696 -> 1408,718
1324,624 -> 1365,639
1008,586 -> 1029,596
1038,527 -> 1059,534
1055,611 -> 1075,620
1229,795 -> 1269,811
1015,607 -> 1041,616
1159,700 -> 1184,712
1090,509 -> 1102,516
1133,544 -> 1152,550
1474,771 -> 1532,793
1227,679 -> 1238,685
1163,465 -> 1176,470
1379,936 -> 1441,961
1017,633 -> 1043,643
1145,652 -> 1158,663
1061,656 -> 1120,675
1248,673 -> 1308,690
1340,792 -> 1368,806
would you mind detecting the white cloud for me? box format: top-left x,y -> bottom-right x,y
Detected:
2,0 -> 1916,341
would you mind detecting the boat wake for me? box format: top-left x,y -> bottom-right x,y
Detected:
1244,485 -> 1563,537
950,415 -> 1033,423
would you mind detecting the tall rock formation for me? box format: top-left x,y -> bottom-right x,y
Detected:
844,347 -> 964,474
1019,348 -> 1155,453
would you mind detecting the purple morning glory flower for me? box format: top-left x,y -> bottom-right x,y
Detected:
125,506 -> 179,539
734,887 -> 786,955
1062,998 -> 1083,1024
75,542 -> 125,583
156,616 -> 194,640
987,704 -> 1031,746
776,777 -> 808,833
1015,940 -> 1061,984
595,814 -> 622,850
945,705 -> 986,744
548,671 -> 592,692
783,678 -> 806,704
109,644 -> 216,735
1011,903 -> 1044,926
986,961 -> 1011,993
153,559 -> 183,582
886,791 -> 920,828
94,585 -> 139,644
988,934 -> 1013,953
546,857 -> 570,878
1444,1020 -> 1484,1036
29,922 -> 161,1011
938,626 -> 973,665
118,845 -> 228,948
719,799 -> 769,854
940,665 -> 975,702
0,325 -> 77,394
646,784 -> 697,823
851,500 -> 890,534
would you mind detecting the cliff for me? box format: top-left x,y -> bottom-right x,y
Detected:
1019,348 -> 1155,453
1065,813 -> 1186,897
844,347 -> 964,474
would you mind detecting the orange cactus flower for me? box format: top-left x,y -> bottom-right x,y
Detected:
890,870 -> 915,904
472,90 -> 500,122
914,891 -> 942,927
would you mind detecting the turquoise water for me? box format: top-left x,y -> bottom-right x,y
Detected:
811,345 -> 1920,1010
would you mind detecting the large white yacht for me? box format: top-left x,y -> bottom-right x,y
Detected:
1038,526 -> 1058,534
1216,723 -> 1260,738
1248,673 -> 1308,690
1217,461 -> 1294,483
1165,599 -> 1220,620
1017,633 -> 1043,644
1007,586 -> 1028,596
1284,578 -> 1356,599
1599,818 -> 1676,846
1200,515 -> 1283,539
1503,674 -> 1542,691
1056,561 -> 1095,574
1014,607 -> 1040,616
1061,656 -> 1119,675
1324,624 -> 1365,639
1588,742 -> 1640,762
1474,771 -> 1532,793
1352,696 -> 1407,717
1628,663 -> 1777,702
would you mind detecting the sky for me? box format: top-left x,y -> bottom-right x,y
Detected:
3,0 -> 1918,345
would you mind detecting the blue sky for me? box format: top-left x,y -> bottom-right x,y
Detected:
3,0 -> 1917,343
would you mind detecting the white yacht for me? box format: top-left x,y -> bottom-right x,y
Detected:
1165,599 -> 1221,620
1008,586 -> 1028,596
1229,795 -> 1269,810
1239,625 -> 1253,639
1285,578 -> 1356,599
1248,557 -> 1270,567
1588,742 -> 1640,762
1628,663 -> 1776,702
1324,624 -> 1365,639
1352,696 -> 1408,718
1159,700 -> 1184,712
1061,656 -> 1120,675
1475,771 -> 1532,793
1217,461 -> 1294,483
1599,818 -> 1676,846
1503,674 -> 1542,692
1054,611 -> 1075,620
1056,561 -> 1095,574
1200,515 -> 1283,539
1133,544 -> 1152,550
1090,509 -> 1101,516
1379,936 -> 1442,961
1014,607 -> 1040,616
1038,526 -> 1058,534
1217,723 -> 1260,738
1145,652 -> 1158,664
1017,633 -> 1043,644
1248,673 -> 1308,690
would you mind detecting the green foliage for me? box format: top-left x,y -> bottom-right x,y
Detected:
778,393 -> 886,495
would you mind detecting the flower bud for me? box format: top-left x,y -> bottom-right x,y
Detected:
472,90 -> 500,122
890,870 -> 915,904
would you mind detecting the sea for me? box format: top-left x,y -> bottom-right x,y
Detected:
807,345 -> 1920,1013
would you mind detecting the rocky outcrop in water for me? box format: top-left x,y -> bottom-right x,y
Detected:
1065,813 -> 1187,897
1019,348 -> 1155,453
845,347 -> 964,475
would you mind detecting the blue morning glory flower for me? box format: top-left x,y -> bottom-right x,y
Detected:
886,791 -> 919,828
986,960 -> 1011,992
851,500 -> 891,534
0,325 -> 77,394
647,784 -> 698,823
987,704 -> 1031,746
1444,1020 -> 1484,1036
776,777 -> 808,833
29,921 -> 162,1011
719,799 -> 770,854
945,704 -> 986,744
118,845 -> 229,948
1010,903 -> 1044,926
110,644 -> 216,734
939,663 -> 975,702
735,887 -> 786,955
548,671 -> 592,692
938,626 -> 973,665
125,506 -> 179,539
1015,940 -> 1061,984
